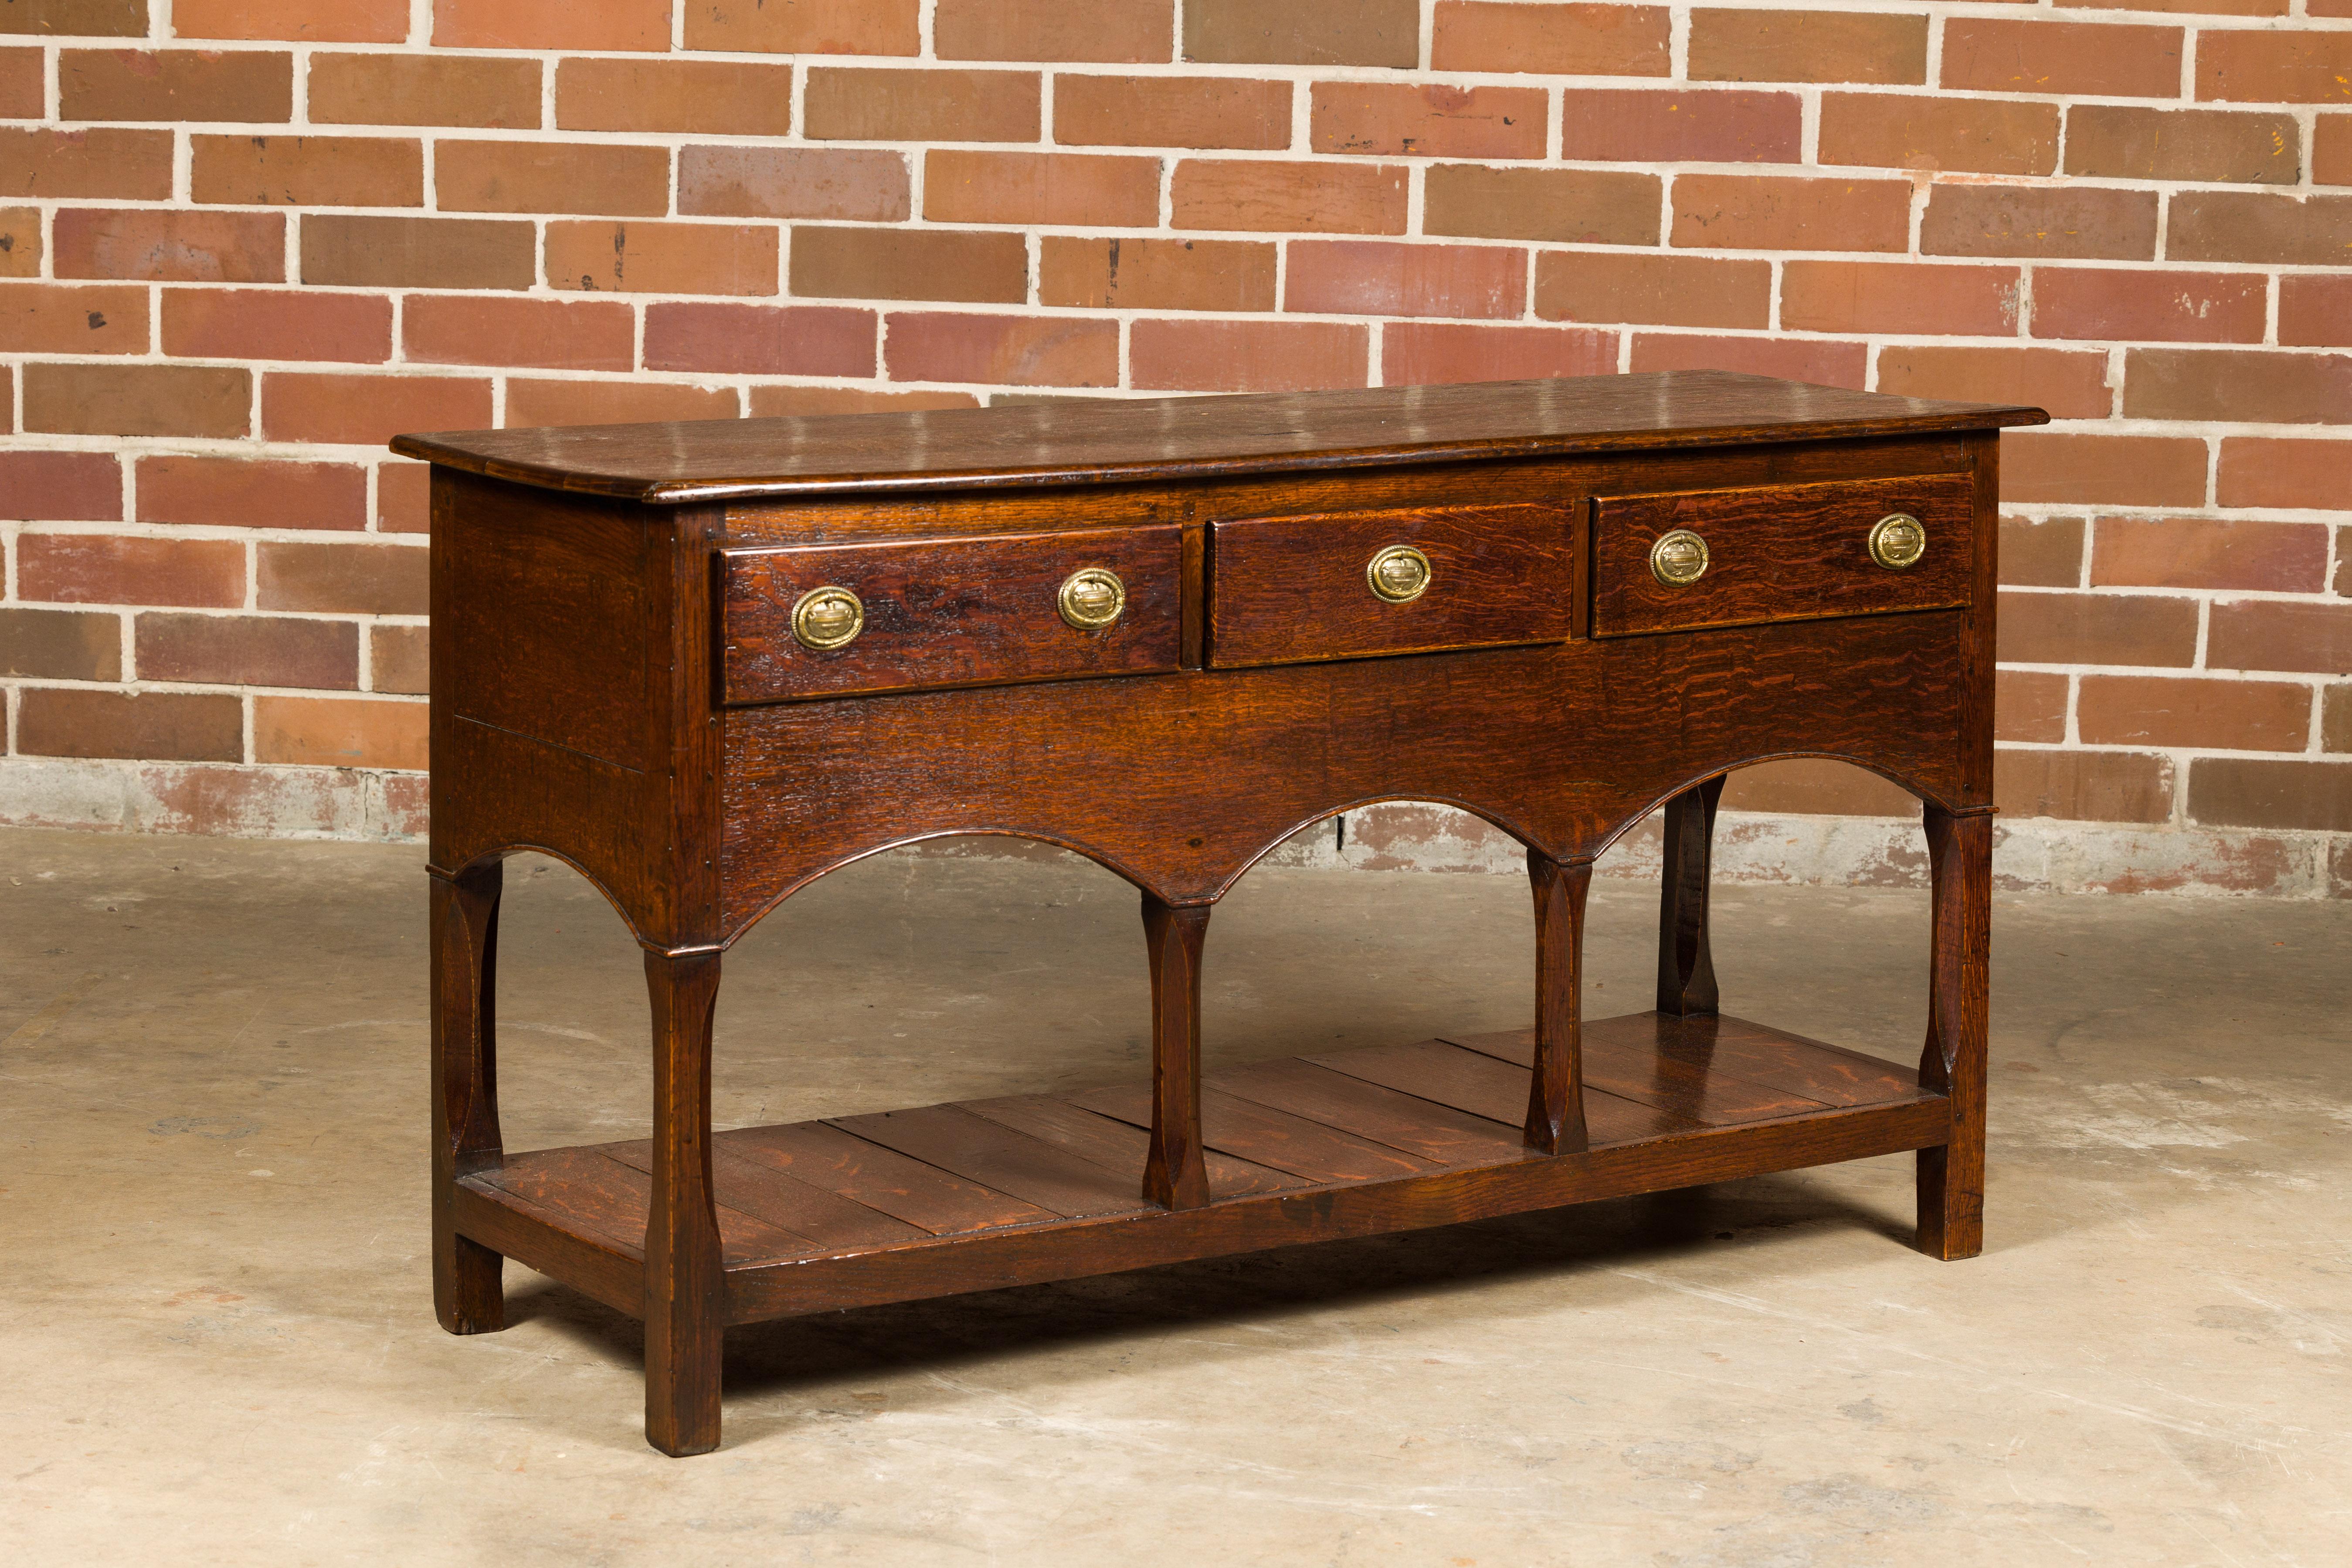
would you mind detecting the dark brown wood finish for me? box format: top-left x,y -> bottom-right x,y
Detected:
414,372 -> 2036,1453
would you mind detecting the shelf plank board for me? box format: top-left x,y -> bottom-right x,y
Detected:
825,1103 -> 1154,1221
1448,1014 -> 1923,1112
1309,1037 -> 1694,1146
604,1140 -> 929,1252
723,1121 -> 1059,1235
1069,1082 -> 1442,1184
959,1093 -> 1307,1200
1209,1057 -> 1537,1166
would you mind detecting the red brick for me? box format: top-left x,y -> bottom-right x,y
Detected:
1,47 -> 41,115
1998,590 -> 2199,668
679,147 -> 906,223
2321,116 -> 2352,185
2208,601 -> 2352,676
1534,251 -> 1770,329
437,140 -> 669,217
2167,193 -> 2352,266
2197,31 -> 2352,105
17,533 -> 245,608
1172,159 -> 1406,235
2000,432 -> 2208,508
884,312 -> 1120,387
60,48 -> 292,122
175,0 -> 407,41
18,689 -> 243,764
0,607 -> 121,682
403,296 -> 635,373
253,695 -> 426,770
0,280 -> 148,353
2216,438 -> 2352,510
0,1 -> 146,36
1688,10 -> 1927,85
643,302 -> 877,376
1130,318 -> 1367,392
544,220 -> 779,297
261,372 -> 492,446
2092,517 -> 2328,594
0,204 -> 36,275
1381,322 -> 1617,387
2189,759 -> 2352,833
52,207 -> 282,282
2328,686 -> 2352,755
369,624 -> 428,696
1921,186 -> 2159,261
1424,166 -> 1659,245
1944,19 -> 2183,98
1996,669 -> 2068,744
1561,90 -> 1799,164
376,461 -> 428,533
256,540 -> 424,614
804,67 -> 1039,142
2031,268 -> 2267,344
2057,0 -> 2282,12
1311,83 -> 1546,160
1996,748 -> 2171,824
0,452 -> 120,521
2280,276 -> 2352,349
191,134 -> 423,207
1183,0 -> 1419,68
432,0 -> 669,51
0,128 -> 173,199
2124,348 -> 2352,424
1629,333 -> 1866,389
161,287 -> 390,363
1039,236 -> 1276,312
788,225 -> 1026,303
136,456 -> 367,531
2000,515 -> 2085,588
24,363 -> 251,438
1818,92 -> 2059,177
1286,240 -> 1524,320
1432,3 -> 1669,76
747,387 -> 981,416
684,0 -> 919,56
302,214 -> 534,290
138,612 -> 358,691
925,150 -> 1160,227
503,380 -> 740,428
556,59 -> 794,137
1054,75 -> 1290,150
1876,346 -> 2112,421
1670,175 -> 1911,253
2065,105 -> 2300,185
936,0 -> 1171,63
309,53 -> 541,129
1780,261 -> 2019,337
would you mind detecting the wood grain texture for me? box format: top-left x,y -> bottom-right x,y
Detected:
1140,896 -> 1212,1210
644,951 -> 726,1457
959,1093 -> 1307,1200
1657,778 -> 1725,1017
430,862 -> 504,1336
1918,804 -> 1992,1262
1525,849 -> 1592,1155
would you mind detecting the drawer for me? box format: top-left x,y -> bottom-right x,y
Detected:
1207,502 -> 1577,669
1590,472 -> 1973,638
720,526 -> 1182,704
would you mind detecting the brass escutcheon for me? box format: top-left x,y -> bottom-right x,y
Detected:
791,586 -> 864,650
1869,512 -> 1927,570
1057,567 -> 1127,629
1649,529 -> 1710,587
1366,544 -> 1432,604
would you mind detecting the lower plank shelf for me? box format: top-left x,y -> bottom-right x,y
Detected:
454,1010 -> 1949,1327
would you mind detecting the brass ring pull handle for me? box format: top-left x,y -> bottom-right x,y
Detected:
1366,544 -> 1432,604
1868,512 -> 1927,570
791,586 -> 865,650
1649,529 -> 1710,587
1057,567 -> 1127,629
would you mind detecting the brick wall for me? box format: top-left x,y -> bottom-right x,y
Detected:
0,0 -> 2346,892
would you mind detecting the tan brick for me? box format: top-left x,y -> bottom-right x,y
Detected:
1995,669 -> 2068,745
684,0 -> 919,57
0,46 -> 41,115
1670,175 -> 1911,253
680,146 -> 906,221
162,287 -> 391,363
804,67 -> 1039,142
19,690 -> 244,764
1780,261 -> 2020,336
1184,0 -> 1419,67
191,134 -> 422,207
1999,590 -> 2198,667
2092,516 -> 2328,594
437,140 -> 669,217
1628,333 -> 1865,388
0,1 -> 146,37
1425,166 -> 1658,245
52,207 -> 282,282
936,0 -> 1170,62
2280,276 -> 2352,348
257,540 -> 425,614
1054,75 -> 1290,150
643,301 -> 876,376
17,532 -> 244,608
2216,438 -> 2352,511
557,59 -> 795,136
1130,318 -> 1366,391
0,280 -> 148,353
2321,116 -> 2352,185
2000,432 -> 2207,507
1312,83 -> 1545,160
1171,159 -> 1406,234
175,0 -> 407,41
0,205 -> 37,275
2208,601 -> 2352,676
545,220 -> 779,296
309,54 -> 541,129
789,225 -> 1026,303
136,455 -> 368,531
404,295 -> 636,372
2190,759 -> 2352,833
2031,268 -> 2267,344
885,312 -> 1119,387
1039,236 -> 1276,312
0,607 -> 121,682
1719,757 -> 1916,815
60,48 -> 291,122
1942,19 -> 2183,99
253,695 -> 426,770
1380,322 -> 1616,387
747,386 -> 981,416
369,624 -> 428,696
1560,90 -> 1799,164
1875,347 -> 2110,422
1534,251 -> 1770,329
1995,748 -> 2170,824
503,379 -> 740,428
0,451 -> 121,521
1999,515 -> 2085,588
0,128 -> 174,199
24,363 -> 251,438
2197,31 -> 2352,105
1432,3 -> 1668,76
2167,193 -> 2352,265
2065,105 -> 2298,185
376,461 -> 428,533
1286,240 -> 1525,320
2123,348 -> 2352,424
260,371 -> 492,445
302,214 -> 534,290
139,613 -> 358,692
1818,92 -> 2058,177
1921,185 -> 2159,260
1688,9 -> 1926,85
433,0 -> 669,51
925,150 -> 1160,227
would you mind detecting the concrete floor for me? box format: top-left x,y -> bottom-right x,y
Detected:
3,826 -> 2347,1567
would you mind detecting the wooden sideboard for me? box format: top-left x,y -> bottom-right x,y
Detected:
395,371 -> 2046,1456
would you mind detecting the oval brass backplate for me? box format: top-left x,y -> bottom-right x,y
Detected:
791,586 -> 865,650
1649,529 -> 1710,587
1868,512 -> 1927,570
1057,567 -> 1127,629
1366,544 -> 1432,604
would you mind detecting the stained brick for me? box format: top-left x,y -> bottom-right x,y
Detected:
2093,517 -> 2327,594
60,48 -> 292,122
0,607 -> 120,682
2279,276 -> 2352,349
2216,438 -> 2352,511
1995,748 -> 2170,824
161,287 -> 390,363
1184,0 -> 1419,68
925,150 -> 1160,227
643,302 -> 877,377
136,455 -> 368,531
1670,175 -> 1911,253
17,532 -> 245,608
504,379 -> 740,428
1941,19 -> 2183,99
885,312 -> 1119,387
0,205 -> 36,275
1286,240 -> 1525,320
936,0 -> 1171,63
2196,31 -> 2352,105
376,461 -> 428,533
138,613 -> 359,691
404,296 -> 637,372
432,0 -> 670,51
1999,516 -> 2085,588
1780,261 -> 2020,337
748,387 -> 981,416
1561,91 -> 1799,164
1687,10 -> 1927,85
2031,268 -> 2267,344
684,0 -> 919,57
1039,236 -> 1276,312
191,134 -> 423,207
1627,333 -> 1866,389
175,0 -> 407,42
557,59 -> 796,136
1312,84 -> 1546,160
24,363 -> 251,438
436,141 -> 670,217
2065,105 -> 2299,185
803,68 -> 1040,142
0,280 -> 149,353
2000,432 -> 2207,508
260,372 -> 492,445
257,540 -> 425,614
1055,75 -> 1290,150
0,1 -> 147,37
1818,93 -> 2059,177
789,226 -> 1026,303
1432,3 -> 1669,76
1171,159 -> 1406,234
52,207 -> 282,282
2208,601 -> 2352,676
309,54 -> 541,129
1380,322 -> 1617,387
369,624 -> 428,696
2189,759 -> 2352,832
545,221 -> 779,297
1129,318 -> 1367,392
2122,349 -> 2352,424
253,695 -> 426,770
2167,193 -> 2352,266
1535,251 -> 1771,329
19,689 -> 243,764
1996,670 -> 2068,744
1921,186 -> 2159,261
1999,590 -> 2197,667
302,215 -> 534,290
680,146 -> 907,222
0,451 -> 121,520
1422,166 -> 1658,247
0,127 -> 174,199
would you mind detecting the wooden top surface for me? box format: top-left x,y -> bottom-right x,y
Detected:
390,371 -> 2046,505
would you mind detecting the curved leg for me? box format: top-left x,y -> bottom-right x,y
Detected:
1917,806 -> 1991,1261
1525,849 -> 1592,1155
1141,895 -> 1212,1211
1656,777 -> 1724,1018
645,950 -> 726,1456
431,863 -> 505,1334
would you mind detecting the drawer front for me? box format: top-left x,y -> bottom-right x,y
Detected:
1208,502 -> 1577,670
1591,472 -> 1973,638
721,526 -> 1182,704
